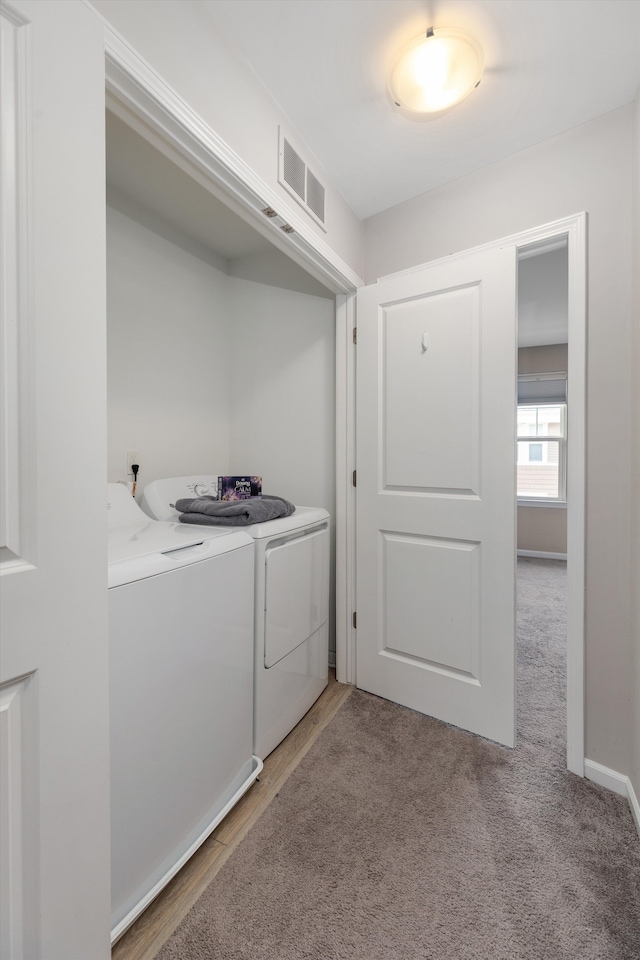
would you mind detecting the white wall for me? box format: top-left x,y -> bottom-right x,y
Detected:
364,105 -> 635,777
107,205 -> 232,485
227,277 -> 336,659
227,279 -> 335,511
107,202 -> 338,658
90,0 -> 364,280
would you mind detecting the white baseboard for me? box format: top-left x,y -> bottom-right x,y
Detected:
630,780 -> 640,837
517,550 -> 568,561
584,759 -> 640,838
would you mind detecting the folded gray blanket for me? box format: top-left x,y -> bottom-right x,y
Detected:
174,494 -> 295,526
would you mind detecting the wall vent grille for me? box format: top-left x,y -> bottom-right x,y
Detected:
306,169 -> 325,223
283,138 -> 305,202
278,128 -> 326,230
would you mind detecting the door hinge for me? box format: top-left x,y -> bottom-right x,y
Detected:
353,327 -> 357,345
352,469 -> 356,487
352,611 -> 357,629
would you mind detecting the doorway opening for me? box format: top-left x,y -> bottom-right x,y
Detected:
515,220 -> 586,776
516,239 -> 569,765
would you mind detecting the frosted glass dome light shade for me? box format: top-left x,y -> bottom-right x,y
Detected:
389,28 -> 484,115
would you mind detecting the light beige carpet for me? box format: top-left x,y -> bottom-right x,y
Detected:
156,559 -> 640,959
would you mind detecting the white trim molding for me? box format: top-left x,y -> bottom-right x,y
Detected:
335,293 -> 356,685
517,550 -> 568,561
585,760 -> 640,839
0,3 -> 36,575
0,677 -> 26,959
630,780 -> 640,838
99,19 -> 363,296
518,500 -> 567,509
0,671 -> 37,960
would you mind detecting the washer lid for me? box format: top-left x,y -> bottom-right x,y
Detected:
107,483 -> 251,578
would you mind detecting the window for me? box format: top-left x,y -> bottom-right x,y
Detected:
528,442 -> 543,462
517,374 -> 567,502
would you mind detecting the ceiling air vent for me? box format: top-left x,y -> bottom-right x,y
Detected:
278,128 -> 326,231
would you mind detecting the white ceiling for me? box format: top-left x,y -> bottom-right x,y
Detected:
205,0 -> 640,220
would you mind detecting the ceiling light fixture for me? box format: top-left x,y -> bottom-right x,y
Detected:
389,27 -> 484,116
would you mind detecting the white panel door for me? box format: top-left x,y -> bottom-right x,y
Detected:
356,246 -> 517,746
0,2 -> 110,958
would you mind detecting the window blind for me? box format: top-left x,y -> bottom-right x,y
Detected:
518,373 -> 567,405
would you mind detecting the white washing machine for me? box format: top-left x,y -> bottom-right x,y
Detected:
141,476 -> 330,759
107,483 -> 260,942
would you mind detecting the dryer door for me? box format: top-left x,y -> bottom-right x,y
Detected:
264,526 -> 329,668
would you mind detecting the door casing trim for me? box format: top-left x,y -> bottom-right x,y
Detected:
368,213 -> 586,776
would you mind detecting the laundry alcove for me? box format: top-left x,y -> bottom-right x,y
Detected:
105,110 -> 338,662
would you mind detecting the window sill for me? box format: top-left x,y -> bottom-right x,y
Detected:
517,499 -> 567,509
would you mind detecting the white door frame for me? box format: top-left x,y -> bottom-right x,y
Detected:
101,25 -> 362,297
99,22 -> 585,776
356,215 -> 586,775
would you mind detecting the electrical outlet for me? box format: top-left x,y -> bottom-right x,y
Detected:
126,450 -> 139,476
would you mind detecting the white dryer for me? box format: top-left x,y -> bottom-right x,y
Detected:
107,483 -> 260,942
141,476 -> 330,759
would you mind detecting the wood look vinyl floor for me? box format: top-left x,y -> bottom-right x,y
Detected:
112,671 -> 352,960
